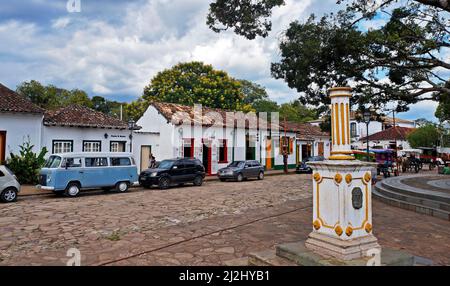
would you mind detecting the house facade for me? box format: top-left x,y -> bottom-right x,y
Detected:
0,84 -> 131,162
133,102 -> 331,174
356,126 -> 415,150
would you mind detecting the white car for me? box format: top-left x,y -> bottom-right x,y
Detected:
0,165 -> 20,203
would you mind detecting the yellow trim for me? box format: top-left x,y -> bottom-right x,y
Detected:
331,150 -> 354,155
334,103 -> 340,145
346,103 -> 350,144
331,106 -> 335,146
329,155 -> 355,160
340,103 -> 346,145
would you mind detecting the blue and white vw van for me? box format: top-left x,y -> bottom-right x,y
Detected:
37,152 -> 139,197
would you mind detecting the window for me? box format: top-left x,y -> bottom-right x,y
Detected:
53,140 -> 73,154
218,139 -> 228,163
83,141 -> 102,152
0,171 -> 4,177
61,157 -> 82,168
350,122 -> 357,138
110,157 -> 131,166
44,156 -> 62,168
110,141 -> 126,152
85,158 -> 108,167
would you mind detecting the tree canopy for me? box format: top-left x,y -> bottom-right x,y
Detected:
407,124 -> 441,147
142,62 -> 251,112
208,0 -> 449,113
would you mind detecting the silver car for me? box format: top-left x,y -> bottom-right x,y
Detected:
0,165 -> 20,203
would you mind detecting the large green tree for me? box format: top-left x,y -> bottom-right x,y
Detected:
407,124 -> 441,147
207,0 -> 449,112
239,79 -> 270,104
143,62 -> 251,111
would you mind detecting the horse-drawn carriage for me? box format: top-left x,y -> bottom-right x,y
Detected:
418,147 -> 445,170
397,149 -> 423,173
371,149 -> 399,178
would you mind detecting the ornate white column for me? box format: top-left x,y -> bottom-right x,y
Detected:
306,87 -> 380,261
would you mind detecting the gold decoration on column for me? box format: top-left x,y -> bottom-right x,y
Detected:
313,220 -> 321,230
363,172 -> 372,184
328,87 -> 354,161
345,174 -> 352,184
334,173 -> 343,184
365,223 -> 373,233
313,173 -> 322,182
346,226 -> 353,237
335,225 -> 343,236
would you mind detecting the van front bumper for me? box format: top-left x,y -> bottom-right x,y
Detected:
36,185 -> 55,191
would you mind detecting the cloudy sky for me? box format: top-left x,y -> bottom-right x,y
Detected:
0,0 -> 443,121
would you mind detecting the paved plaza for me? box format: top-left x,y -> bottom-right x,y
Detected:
1,174 -> 449,266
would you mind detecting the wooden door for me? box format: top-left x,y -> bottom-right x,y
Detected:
0,131 -> 6,164
140,146 -> 152,171
318,142 -> 324,157
265,139 -> 272,169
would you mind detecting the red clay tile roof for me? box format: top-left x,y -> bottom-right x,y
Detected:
283,121 -> 330,140
151,102 -> 274,129
44,104 -> 128,129
0,83 -> 44,114
359,127 -> 415,142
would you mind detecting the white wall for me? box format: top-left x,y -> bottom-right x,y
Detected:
0,113 -> 43,157
41,126 -> 131,156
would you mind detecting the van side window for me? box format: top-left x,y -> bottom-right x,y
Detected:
0,171 -> 4,177
110,157 -> 131,166
85,158 -> 108,167
62,158 -> 82,168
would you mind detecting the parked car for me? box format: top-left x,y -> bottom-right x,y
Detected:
37,153 -> 139,197
139,158 -> 205,189
0,165 -> 20,203
296,161 -> 313,174
304,156 -> 325,162
218,160 -> 265,182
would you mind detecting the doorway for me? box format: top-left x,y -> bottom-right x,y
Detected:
246,134 -> 256,160
301,143 -> 312,162
318,142 -> 324,157
0,131 -> 6,164
140,145 -> 152,171
202,140 -> 211,175
265,138 -> 273,169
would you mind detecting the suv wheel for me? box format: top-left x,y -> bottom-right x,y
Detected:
116,182 -> 129,193
159,177 -> 171,190
257,171 -> 264,180
237,173 -> 244,182
65,183 -> 80,197
193,175 -> 203,186
1,188 -> 18,203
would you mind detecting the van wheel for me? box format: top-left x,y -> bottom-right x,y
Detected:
65,183 -> 80,197
159,177 -> 171,190
258,172 -> 264,180
193,176 -> 203,186
1,188 -> 18,203
237,173 -> 244,182
116,182 -> 130,193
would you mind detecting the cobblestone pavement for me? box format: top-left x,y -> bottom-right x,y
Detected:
1,174 -> 449,266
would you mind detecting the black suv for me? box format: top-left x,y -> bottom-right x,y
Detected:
139,158 -> 205,189
217,160 -> 265,182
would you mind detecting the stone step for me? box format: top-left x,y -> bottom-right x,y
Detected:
248,249 -> 298,266
376,183 -> 450,212
380,179 -> 450,204
373,187 -> 450,221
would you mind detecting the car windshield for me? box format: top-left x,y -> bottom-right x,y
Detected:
44,156 -> 62,168
228,161 -> 244,168
158,160 -> 175,170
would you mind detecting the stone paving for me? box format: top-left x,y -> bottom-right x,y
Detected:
1,173 -> 450,266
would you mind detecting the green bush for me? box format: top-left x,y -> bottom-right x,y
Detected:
6,141 -> 48,185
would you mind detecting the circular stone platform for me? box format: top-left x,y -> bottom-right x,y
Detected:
374,174 -> 450,221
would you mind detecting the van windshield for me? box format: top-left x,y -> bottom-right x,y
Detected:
158,160 -> 175,170
45,156 -> 62,168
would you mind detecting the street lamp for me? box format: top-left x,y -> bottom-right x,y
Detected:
362,109 -> 372,162
128,119 -> 136,153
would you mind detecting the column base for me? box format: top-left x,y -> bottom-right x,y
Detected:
305,232 -> 381,261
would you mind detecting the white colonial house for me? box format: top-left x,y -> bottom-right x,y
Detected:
133,102 -> 331,174
309,111 -> 416,150
0,83 -> 132,162
356,126 -> 416,150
